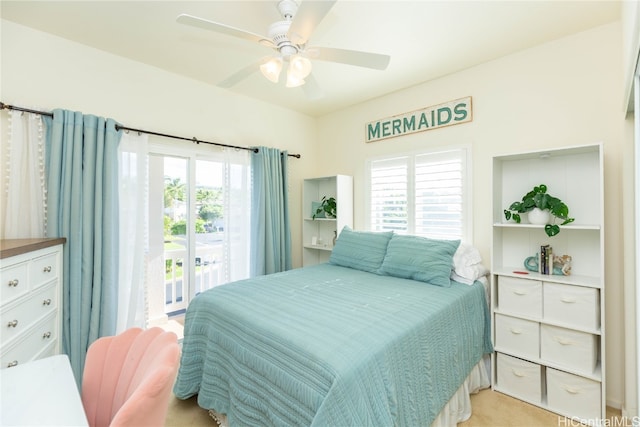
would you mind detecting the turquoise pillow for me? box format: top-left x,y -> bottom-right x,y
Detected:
329,226 -> 393,273
378,234 -> 460,287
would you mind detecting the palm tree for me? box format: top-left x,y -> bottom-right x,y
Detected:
164,177 -> 186,220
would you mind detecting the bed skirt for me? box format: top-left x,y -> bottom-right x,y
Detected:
430,356 -> 491,426
207,357 -> 490,427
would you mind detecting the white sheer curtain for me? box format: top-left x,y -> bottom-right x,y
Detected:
116,130 -> 149,333
2,110 -> 46,238
223,148 -> 252,283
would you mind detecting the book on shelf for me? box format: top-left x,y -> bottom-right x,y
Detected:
539,244 -> 552,274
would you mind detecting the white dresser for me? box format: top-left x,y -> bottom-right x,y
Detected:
0,238 -> 65,369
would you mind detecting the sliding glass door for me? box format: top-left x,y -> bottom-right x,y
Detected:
147,147 -> 250,319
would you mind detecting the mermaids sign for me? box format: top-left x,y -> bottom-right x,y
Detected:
365,96 -> 472,143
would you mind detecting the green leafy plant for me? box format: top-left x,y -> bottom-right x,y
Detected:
313,196 -> 337,219
503,184 -> 574,237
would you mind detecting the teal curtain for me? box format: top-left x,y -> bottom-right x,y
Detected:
44,109 -> 121,384
250,147 -> 292,276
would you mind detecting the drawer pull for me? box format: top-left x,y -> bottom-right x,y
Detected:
7,320 -> 18,328
43,331 -> 52,339
560,297 -> 577,303
43,298 -> 52,306
513,290 -> 527,296
7,279 -> 19,287
510,328 -> 522,335
43,266 -> 52,273
511,369 -> 526,378
7,360 -> 18,368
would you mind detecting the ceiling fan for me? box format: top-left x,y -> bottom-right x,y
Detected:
176,0 -> 391,98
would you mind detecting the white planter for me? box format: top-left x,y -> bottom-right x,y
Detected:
527,208 -> 550,225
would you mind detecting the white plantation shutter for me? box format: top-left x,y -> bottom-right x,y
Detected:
368,148 -> 468,241
414,151 -> 465,239
370,157 -> 409,232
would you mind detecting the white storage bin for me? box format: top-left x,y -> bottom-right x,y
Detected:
544,283 -> 600,331
541,324 -> 598,374
495,314 -> 540,360
498,276 -> 542,319
496,353 -> 542,404
547,368 -> 601,422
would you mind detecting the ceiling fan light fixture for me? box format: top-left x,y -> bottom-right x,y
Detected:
260,57 -> 283,83
289,55 -> 312,79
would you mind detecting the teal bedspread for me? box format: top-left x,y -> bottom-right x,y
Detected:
174,264 -> 492,426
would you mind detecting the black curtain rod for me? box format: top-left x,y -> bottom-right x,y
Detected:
0,101 -> 301,159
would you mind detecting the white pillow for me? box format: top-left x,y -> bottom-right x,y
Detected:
451,243 -> 489,285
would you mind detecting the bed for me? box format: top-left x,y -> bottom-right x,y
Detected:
174,228 -> 493,426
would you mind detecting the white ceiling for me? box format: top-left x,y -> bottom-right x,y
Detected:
0,0 -> 621,117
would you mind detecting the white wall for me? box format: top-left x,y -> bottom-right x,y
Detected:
0,19 -> 320,267
316,22 -> 628,409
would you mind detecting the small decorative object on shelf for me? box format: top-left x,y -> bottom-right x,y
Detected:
524,249 -> 571,275
312,196 -> 337,219
503,184 -> 574,237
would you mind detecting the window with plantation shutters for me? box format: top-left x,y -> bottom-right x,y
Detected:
367,147 -> 469,241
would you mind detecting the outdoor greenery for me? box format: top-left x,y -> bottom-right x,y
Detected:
163,176 -> 224,283
169,218 -> 207,235
163,176 -> 223,236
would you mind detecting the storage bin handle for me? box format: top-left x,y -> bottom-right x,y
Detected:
513,290 -> 527,296
560,297 -> 577,303
511,369 -> 526,378
563,385 -> 581,394
510,328 -> 522,335
554,336 -> 574,346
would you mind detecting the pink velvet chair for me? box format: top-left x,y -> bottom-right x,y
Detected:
81,327 -> 180,427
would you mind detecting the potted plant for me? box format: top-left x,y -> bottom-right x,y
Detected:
503,184 -> 574,237
313,196 -> 337,219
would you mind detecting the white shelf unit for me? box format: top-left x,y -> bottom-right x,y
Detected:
491,144 -> 605,424
302,175 -> 353,267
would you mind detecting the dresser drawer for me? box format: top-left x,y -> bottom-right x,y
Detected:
547,368 -> 601,422
496,353 -> 542,404
544,283 -> 600,331
495,314 -> 539,360
0,262 -> 29,305
0,314 -> 58,368
541,324 -> 598,373
1,283 -> 57,345
30,252 -> 60,290
498,276 -> 542,318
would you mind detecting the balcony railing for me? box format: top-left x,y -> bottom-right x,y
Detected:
164,246 -> 221,314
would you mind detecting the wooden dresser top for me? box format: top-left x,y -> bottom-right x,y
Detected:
0,238 -> 66,259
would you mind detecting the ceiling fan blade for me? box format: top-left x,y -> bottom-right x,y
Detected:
288,0 -> 337,45
302,73 -> 323,100
177,14 -> 274,48
311,46 -> 390,70
217,58 -> 267,88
